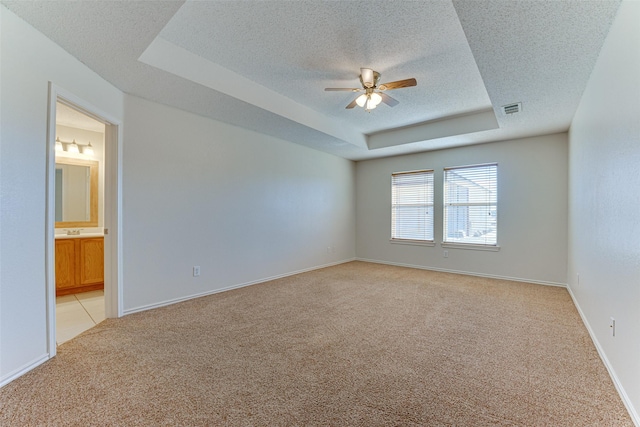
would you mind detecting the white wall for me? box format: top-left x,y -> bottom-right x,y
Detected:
0,6 -> 123,385
121,95 -> 356,312
356,134 -> 568,285
568,1 -> 640,423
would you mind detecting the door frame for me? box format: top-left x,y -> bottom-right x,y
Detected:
46,83 -> 123,356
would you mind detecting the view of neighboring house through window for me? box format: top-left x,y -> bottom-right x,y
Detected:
391,170 -> 434,242
444,164 -> 497,246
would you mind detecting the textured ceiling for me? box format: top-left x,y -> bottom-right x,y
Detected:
1,0 -> 622,160
157,1 -> 490,134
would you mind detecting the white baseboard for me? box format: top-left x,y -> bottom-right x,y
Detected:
356,258 -> 567,287
566,286 -> 640,427
0,353 -> 50,388
123,258 -> 357,316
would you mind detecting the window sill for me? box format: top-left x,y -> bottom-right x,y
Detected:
441,242 -> 500,252
390,239 -> 435,247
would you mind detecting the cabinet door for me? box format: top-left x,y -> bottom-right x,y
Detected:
55,239 -> 77,289
78,238 -> 104,286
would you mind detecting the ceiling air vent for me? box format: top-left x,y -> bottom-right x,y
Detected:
501,102 -> 522,115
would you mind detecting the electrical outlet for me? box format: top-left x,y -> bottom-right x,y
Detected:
610,317 -> 616,337
443,250 -> 449,258
193,266 -> 201,277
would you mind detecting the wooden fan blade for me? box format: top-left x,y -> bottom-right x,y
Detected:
325,88 -> 361,92
378,78 -> 417,90
346,97 -> 359,109
380,92 -> 399,107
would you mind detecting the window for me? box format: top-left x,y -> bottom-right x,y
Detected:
391,170 -> 434,242
444,164 -> 497,246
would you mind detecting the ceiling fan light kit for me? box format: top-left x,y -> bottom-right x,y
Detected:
356,91 -> 383,111
325,68 -> 417,112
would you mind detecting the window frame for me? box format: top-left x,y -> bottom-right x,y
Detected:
390,169 -> 435,245
442,163 -> 498,249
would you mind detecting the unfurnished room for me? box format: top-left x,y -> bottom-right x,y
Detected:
0,1 -> 638,425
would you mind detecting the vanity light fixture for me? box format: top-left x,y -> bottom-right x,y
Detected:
55,137 -> 95,156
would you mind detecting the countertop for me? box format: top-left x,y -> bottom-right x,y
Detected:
55,233 -> 104,239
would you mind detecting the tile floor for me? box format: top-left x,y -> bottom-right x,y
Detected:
56,290 -> 105,345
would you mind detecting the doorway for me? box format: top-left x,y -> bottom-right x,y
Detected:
54,101 -> 105,343
46,84 -> 121,356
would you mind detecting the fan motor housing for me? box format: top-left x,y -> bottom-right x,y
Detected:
360,71 -> 381,88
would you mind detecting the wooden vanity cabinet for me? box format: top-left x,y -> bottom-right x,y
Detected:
55,237 -> 104,296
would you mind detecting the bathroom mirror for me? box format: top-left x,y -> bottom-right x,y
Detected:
55,157 -> 99,228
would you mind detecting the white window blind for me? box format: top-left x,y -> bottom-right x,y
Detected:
444,164 -> 497,246
391,170 -> 434,242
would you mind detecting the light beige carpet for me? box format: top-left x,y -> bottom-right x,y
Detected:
0,262 -> 633,426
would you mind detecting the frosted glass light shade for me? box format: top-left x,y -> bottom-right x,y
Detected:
55,137 -> 63,152
83,142 -> 94,156
67,139 -> 80,153
356,94 -> 368,107
370,92 -> 382,106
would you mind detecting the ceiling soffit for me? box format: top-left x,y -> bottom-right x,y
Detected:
141,0 -> 497,151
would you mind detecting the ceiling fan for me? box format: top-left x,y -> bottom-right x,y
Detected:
324,68 -> 417,112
